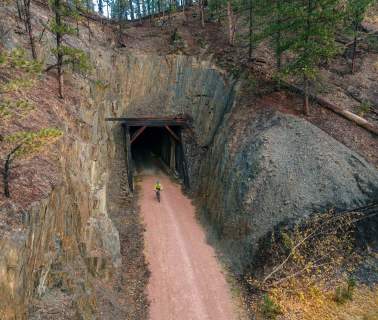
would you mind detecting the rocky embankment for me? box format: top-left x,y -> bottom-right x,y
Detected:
193,108 -> 378,273
0,2 -> 378,319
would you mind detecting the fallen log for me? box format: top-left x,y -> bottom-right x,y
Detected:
282,82 -> 378,136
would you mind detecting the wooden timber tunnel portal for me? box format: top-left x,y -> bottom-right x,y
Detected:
106,116 -> 191,192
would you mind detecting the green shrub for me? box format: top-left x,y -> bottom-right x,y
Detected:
357,101 -> 372,117
0,99 -> 34,120
366,34 -> 378,53
261,294 -> 282,319
334,277 -> 356,304
7,48 -> 42,73
0,49 -> 42,93
4,128 -> 63,157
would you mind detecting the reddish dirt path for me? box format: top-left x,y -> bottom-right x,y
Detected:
138,173 -> 236,320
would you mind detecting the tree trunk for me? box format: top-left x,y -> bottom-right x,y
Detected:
303,75 -> 310,115
129,0 -> 135,20
227,0 -> 235,46
248,0 -> 253,59
55,0 -> 64,98
58,64 -> 64,98
16,0 -> 23,20
141,0 -> 147,17
23,0 -> 37,60
351,21 -> 358,74
3,158 -> 10,198
274,0 -> 282,71
275,33 -> 282,71
302,0 -> 312,115
146,0 -> 151,20
98,0 -> 103,15
200,0 -> 205,28
2,144 -> 22,198
135,0 -> 142,21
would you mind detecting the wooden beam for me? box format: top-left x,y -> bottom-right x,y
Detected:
178,130 -> 190,189
165,125 -> 180,142
130,126 -> 147,144
169,136 -> 176,172
105,116 -> 189,127
123,125 -> 134,192
128,121 -> 186,127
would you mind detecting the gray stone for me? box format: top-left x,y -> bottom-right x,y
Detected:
195,110 -> 378,273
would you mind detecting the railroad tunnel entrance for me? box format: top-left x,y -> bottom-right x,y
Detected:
130,126 -> 181,172
106,116 -> 190,192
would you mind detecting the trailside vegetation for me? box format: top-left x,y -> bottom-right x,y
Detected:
345,0 -> 375,74
1,129 -> 63,198
10,0 -> 375,111
47,0 -> 91,98
0,49 -> 63,198
246,209 -> 377,319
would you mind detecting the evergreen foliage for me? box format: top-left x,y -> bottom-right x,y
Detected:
281,0 -> 342,114
0,99 -> 34,120
0,49 -> 62,198
0,128 -> 63,198
345,0 -> 374,73
47,0 -> 91,98
5,0 -> 375,112
0,49 -> 42,94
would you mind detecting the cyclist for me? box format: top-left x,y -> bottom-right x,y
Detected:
154,180 -> 163,202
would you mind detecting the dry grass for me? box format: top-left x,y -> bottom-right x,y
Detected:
256,282 -> 378,320
245,210 -> 378,320
365,3 -> 378,25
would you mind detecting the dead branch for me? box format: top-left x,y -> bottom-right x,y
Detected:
267,261 -> 332,288
262,211 -> 359,284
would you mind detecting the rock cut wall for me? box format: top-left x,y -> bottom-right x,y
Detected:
0,36 -> 236,318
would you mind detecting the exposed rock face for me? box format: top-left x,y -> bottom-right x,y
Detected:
0,17 -> 235,317
1,3 -> 378,319
194,110 -> 378,273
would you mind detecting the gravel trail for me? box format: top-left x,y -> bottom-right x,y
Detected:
138,173 -> 235,320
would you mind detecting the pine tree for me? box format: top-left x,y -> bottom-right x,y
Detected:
282,0 -> 342,115
98,0 -> 104,14
227,0 -> 236,45
1,129 -> 63,198
0,50 -> 61,198
19,0 -> 37,60
47,0 -> 91,98
263,0 -> 294,71
243,0 -> 265,60
346,0 -> 374,74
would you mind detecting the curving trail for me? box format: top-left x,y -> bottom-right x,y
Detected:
138,173 -> 236,320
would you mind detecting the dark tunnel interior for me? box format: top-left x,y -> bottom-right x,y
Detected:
130,126 -> 183,174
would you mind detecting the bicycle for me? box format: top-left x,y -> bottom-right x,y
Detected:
155,189 -> 161,202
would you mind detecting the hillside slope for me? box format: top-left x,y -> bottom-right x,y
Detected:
0,1 -> 377,320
